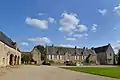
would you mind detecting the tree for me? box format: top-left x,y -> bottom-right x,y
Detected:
21,53 -> 32,64
117,49 -> 120,65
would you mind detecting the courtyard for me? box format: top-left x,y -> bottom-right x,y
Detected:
0,65 -> 120,80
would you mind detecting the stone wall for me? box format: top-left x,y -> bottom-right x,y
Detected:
47,54 -> 85,64
0,41 -> 21,66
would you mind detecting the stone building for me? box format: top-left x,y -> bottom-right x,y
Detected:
21,46 -> 41,65
31,46 -> 41,64
46,45 -> 97,65
94,44 -> 115,65
0,31 -> 21,66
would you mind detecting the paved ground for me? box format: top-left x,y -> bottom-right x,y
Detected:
0,65 -> 120,80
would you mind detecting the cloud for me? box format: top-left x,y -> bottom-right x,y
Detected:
21,42 -> 28,46
73,34 -> 83,38
25,17 -> 48,29
48,17 -> 56,23
112,43 -> 120,54
117,40 -> 120,44
65,37 -> 76,41
38,13 -> 46,16
76,25 -> 88,33
114,27 -> 117,30
114,4 -> 120,16
84,33 -> 88,37
98,9 -> 107,16
91,24 -> 98,32
28,37 -> 52,44
59,44 -> 78,48
59,12 -> 79,33
84,37 -> 88,40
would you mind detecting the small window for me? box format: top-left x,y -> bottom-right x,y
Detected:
75,56 -> 78,60
81,52 -> 83,55
2,58 -> 5,65
110,53 -> 111,56
51,55 -> 52,60
56,51 -> 59,54
52,55 -> 54,60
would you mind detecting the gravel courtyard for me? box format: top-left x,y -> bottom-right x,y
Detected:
0,65 -> 120,80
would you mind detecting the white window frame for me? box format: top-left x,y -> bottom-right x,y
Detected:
75,56 -> 77,60
52,55 -> 54,60
60,55 -> 62,60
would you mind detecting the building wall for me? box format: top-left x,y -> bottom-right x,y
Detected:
31,48 -> 41,64
0,41 -> 21,66
106,45 -> 115,64
47,54 -> 84,64
47,55 -> 65,63
97,52 -> 107,65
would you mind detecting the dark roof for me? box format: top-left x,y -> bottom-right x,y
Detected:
47,46 -> 96,56
0,31 -> 20,51
94,44 -> 110,53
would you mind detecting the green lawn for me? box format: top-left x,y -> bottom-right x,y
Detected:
61,67 -> 120,79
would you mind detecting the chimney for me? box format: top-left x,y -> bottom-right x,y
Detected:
52,44 -> 54,47
75,46 -> 77,49
83,47 -> 85,50
91,47 -> 94,50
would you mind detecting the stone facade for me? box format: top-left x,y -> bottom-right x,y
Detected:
0,32 -> 21,67
21,46 -> 41,65
46,46 -> 97,65
94,44 -> 115,65
46,44 -> 115,65
31,47 -> 41,64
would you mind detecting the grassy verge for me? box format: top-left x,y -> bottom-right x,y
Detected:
61,67 -> 120,79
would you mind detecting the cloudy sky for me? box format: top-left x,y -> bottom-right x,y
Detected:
0,0 -> 120,53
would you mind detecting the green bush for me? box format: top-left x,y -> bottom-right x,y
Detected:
49,60 -> 55,64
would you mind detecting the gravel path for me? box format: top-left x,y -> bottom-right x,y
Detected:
0,65 -> 120,80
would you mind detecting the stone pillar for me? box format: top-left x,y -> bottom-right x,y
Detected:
15,57 -> 18,65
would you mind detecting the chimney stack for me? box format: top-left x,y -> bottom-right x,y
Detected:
75,46 -> 77,49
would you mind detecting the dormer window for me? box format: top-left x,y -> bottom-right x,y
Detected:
56,51 -> 59,54
81,52 -> 83,55
75,46 -> 77,49
110,53 -> 111,56
75,52 -> 77,55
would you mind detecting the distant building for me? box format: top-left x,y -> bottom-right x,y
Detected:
46,45 -> 97,65
0,31 -> 21,66
31,46 -> 41,64
94,44 -> 115,65
21,46 -> 41,65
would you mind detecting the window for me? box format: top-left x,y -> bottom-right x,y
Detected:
75,56 -> 77,60
81,52 -> 83,55
52,55 -> 54,60
2,58 -> 5,65
60,55 -> 62,60
110,53 -> 111,56
57,55 -> 62,60
59,55 -> 60,60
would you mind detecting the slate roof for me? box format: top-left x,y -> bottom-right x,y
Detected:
0,31 -> 20,51
47,46 -> 96,56
94,44 -> 110,53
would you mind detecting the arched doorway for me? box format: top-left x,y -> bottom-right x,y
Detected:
14,55 -> 17,65
17,56 -> 20,65
9,54 -> 14,65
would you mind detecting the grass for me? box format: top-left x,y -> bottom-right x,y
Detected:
61,67 -> 120,79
